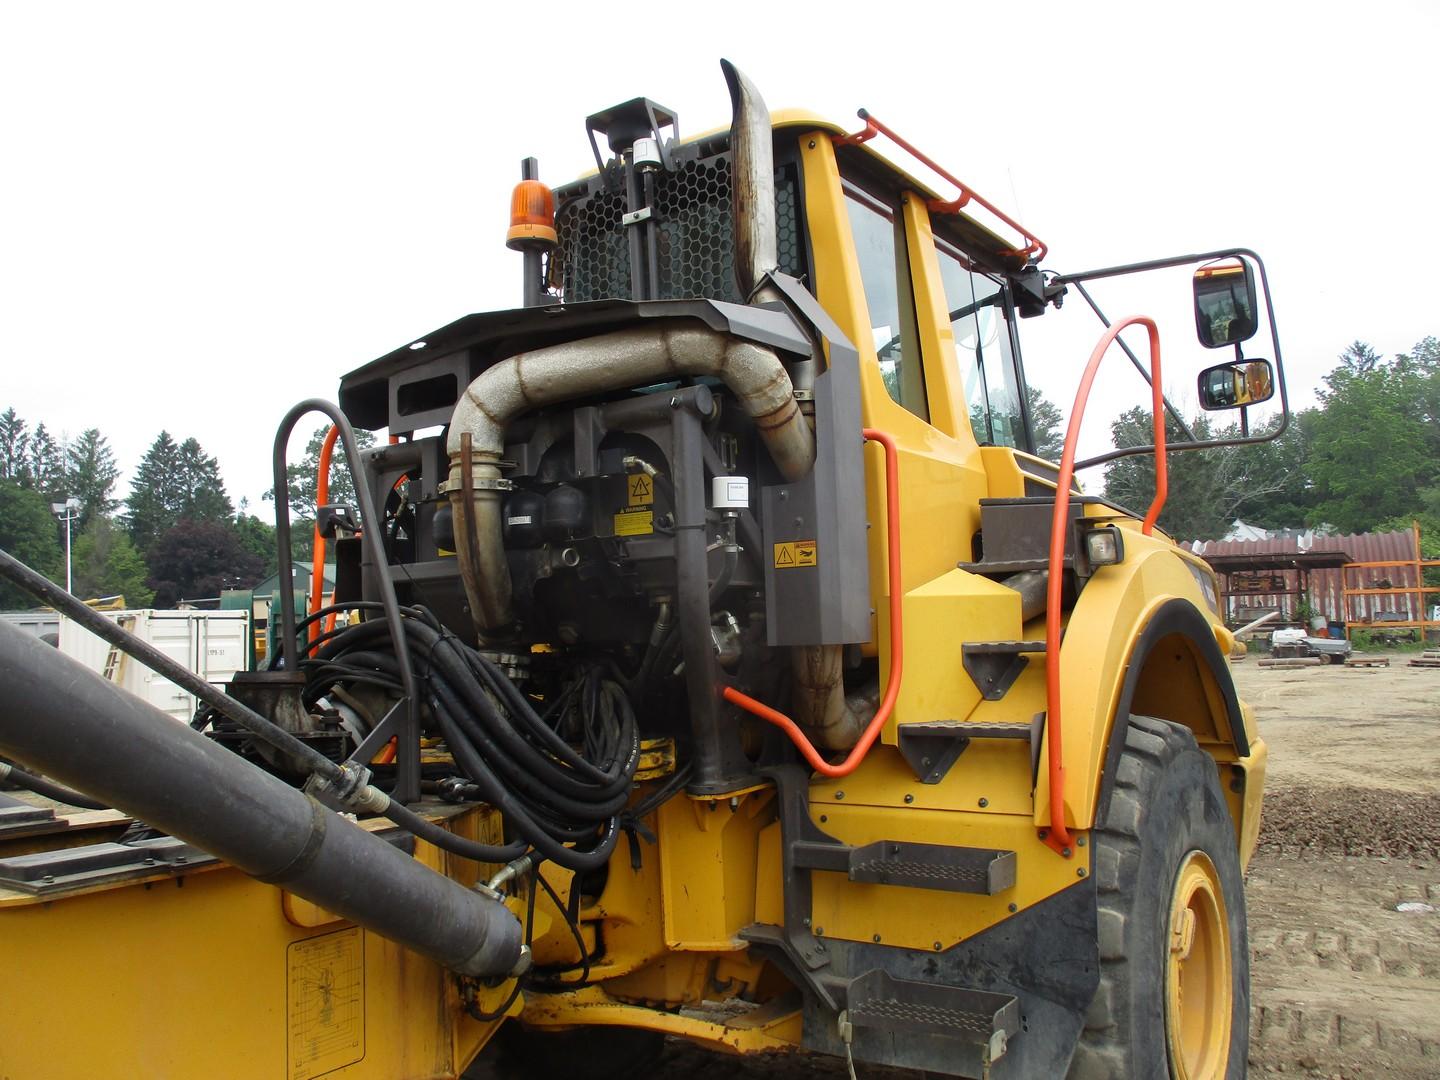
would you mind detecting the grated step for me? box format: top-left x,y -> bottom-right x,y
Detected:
795,839 -> 1016,895
847,968 -> 1019,1061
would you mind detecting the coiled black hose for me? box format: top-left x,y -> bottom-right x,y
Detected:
293,605 -> 639,873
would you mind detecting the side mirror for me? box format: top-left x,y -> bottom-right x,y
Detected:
1198,359 -> 1274,410
1193,258 -> 1258,348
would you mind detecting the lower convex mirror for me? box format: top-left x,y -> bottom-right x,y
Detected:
1198,359 -> 1274,410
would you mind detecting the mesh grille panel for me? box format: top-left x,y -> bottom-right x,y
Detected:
556,155 -> 804,303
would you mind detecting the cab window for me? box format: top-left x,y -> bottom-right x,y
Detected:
843,186 -> 927,421
935,241 -> 1026,449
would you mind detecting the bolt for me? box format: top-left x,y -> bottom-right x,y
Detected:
794,516 -> 804,527
1008,903 -> 1018,913
921,756 -> 932,768
1077,867 -> 1088,878
815,927 -> 824,937
1038,829 -> 1048,840
143,857 -> 156,865
41,874 -> 54,883
729,797 -> 739,811
808,139 -> 817,149
933,941 -> 942,952
873,934 -> 882,943
834,790 -> 845,800
1061,847 -> 1072,858
802,917 -> 811,927
978,797 -> 989,808
904,793 -> 914,804
819,814 -> 828,823
1077,836 -> 1087,847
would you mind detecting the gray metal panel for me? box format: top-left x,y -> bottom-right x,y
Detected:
761,274 -> 870,647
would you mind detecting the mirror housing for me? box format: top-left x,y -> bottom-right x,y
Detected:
1198,359 -> 1274,410
1193,258 -> 1258,348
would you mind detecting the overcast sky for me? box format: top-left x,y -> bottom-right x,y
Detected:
3,2 -> 1437,512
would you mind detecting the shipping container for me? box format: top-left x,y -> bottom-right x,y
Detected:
0,611 -> 60,643
57,610 -> 250,722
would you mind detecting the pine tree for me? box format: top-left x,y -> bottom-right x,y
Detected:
25,423 -> 66,500
125,431 -> 185,553
175,437 -> 234,523
0,480 -> 63,606
0,408 -> 29,482
66,428 -> 121,530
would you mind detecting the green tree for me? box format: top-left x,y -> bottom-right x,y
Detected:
0,480 -> 62,607
25,422 -> 66,501
0,408 -> 29,482
267,424 -> 377,519
145,520 -> 263,608
233,511 -> 280,580
1101,407 -> 1310,540
125,432 -> 234,553
65,428 -> 121,530
70,516 -> 154,606
1026,386 -> 1065,460
1303,340 -> 1435,533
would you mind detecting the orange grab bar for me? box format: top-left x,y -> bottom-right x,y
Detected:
836,110 -> 1047,262
1044,316 -> 1167,855
722,428 -> 902,778
308,425 -> 341,642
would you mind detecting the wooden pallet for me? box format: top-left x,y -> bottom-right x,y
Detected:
1345,656 -> 1390,668
1409,657 -> 1440,668
1258,658 -> 1322,669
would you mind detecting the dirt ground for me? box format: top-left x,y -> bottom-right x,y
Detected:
598,658 -> 1440,1078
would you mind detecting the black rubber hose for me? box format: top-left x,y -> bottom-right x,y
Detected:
0,760 -> 111,811
0,546 -> 347,785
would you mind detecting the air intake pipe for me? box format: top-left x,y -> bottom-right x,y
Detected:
446,324 -> 813,637
0,619 -> 524,980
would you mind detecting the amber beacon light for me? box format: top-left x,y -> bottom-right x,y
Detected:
506,178 -> 557,250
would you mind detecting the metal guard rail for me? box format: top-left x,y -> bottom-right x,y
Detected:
1044,316 -> 1167,855
836,109 -> 1047,262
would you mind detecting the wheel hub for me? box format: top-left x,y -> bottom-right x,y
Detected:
1165,850 -> 1232,1079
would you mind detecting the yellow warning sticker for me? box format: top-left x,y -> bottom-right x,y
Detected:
614,509 -> 654,536
626,473 -> 654,506
773,540 -> 818,569
287,927 -> 364,1080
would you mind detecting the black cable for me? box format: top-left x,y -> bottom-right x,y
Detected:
0,761 -> 111,811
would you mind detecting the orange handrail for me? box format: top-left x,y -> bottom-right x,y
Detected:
308,425 -> 341,643
1043,317 -> 1167,855
722,428 -> 903,778
836,110 -> 1047,262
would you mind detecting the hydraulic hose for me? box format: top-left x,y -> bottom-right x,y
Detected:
0,760 -> 111,811
0,547 -> 353,791
0,619 -> 523,978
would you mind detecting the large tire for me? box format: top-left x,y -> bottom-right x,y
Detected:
480,1022 -> 665,1080
1070,716 -> 1250,1079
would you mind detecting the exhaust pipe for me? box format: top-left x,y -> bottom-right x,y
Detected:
0,619 -> 523,979
721,59 -> 778,302
446,324 -> 814,637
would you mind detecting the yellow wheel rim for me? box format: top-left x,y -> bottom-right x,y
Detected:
1165,850 -> 1232,1079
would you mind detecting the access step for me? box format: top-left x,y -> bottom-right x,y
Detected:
793,838 -> 1016,895
896,716 -> 1043,784
846,968 -> 1019,1064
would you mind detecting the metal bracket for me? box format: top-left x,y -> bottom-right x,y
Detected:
961,640 -> 1046,700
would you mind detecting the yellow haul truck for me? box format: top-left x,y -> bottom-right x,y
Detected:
0,62 -> 1285,1079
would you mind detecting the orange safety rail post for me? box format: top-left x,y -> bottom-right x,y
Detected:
308,425 -> 341,643
723,428 -> 902,778
1044,317 -> 1167,856
835,110 -> 1047,262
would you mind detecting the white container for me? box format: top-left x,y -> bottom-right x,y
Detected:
0,611 -> 60,642
58,610 -> 250,722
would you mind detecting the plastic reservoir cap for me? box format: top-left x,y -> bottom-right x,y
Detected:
711,475 -> 750,510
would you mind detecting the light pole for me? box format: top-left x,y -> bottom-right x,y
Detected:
50,496 -> 81,594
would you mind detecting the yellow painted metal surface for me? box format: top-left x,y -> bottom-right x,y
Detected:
0,852 -> 505,1080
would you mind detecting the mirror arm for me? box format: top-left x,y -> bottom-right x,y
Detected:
1240,406 -> 1249,437
1072,280 -> 1197,442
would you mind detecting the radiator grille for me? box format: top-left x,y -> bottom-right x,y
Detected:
555,155 -> 805,303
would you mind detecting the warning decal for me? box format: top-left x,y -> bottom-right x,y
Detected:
614,509 -> 654,536
773,540 -> 818,569
626,474 -> 654,506
287,927 -> 364,1080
